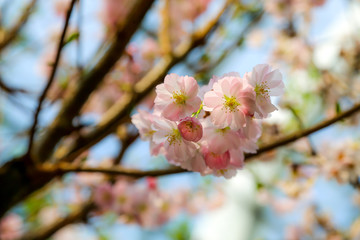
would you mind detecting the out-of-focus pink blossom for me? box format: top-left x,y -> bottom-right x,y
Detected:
155,73 -> 201,121
94,183 -> 114,211
54,0 -> 71,18
203,75 -> 256,130
101,0 -> 129,30
131,110 -> 163,155
245,64 -> 284,118
0,214 -> 23,240
146,177 -> 157,190
177,117 -> 203,142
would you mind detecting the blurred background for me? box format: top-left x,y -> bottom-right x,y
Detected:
1,0 -> 360,239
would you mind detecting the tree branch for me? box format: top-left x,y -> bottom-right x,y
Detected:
18,201 -> 94,240
57,1 -> 230,163
27,0 -> 77,158
0,0 -> 36,52
0,76 -> 27,94
33,0 -> 155,162
40,102 -> 360,178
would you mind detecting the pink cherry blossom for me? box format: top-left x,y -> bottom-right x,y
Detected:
177,117 -> 203,142
152,117 -> 197,164
245,64 -> 284,118
0,214 -> 23,240
154,73 -> 201,121
203,147 -> 230,170
146,177 -> 157,190
180,151 -> 208,175
201,118 -> 240,153
131,110 -> 163,155
203,75 -> 256,130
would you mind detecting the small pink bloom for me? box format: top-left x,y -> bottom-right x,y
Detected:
177,117 -> 203,142
146,177 -> 157,190
203,75 -> 256,130
101,0 -> 128,28
131,110 -> 156,141
0,214 -> 23,240
203,147 -> 230,170
201,118 -> 240,153
112,180 -> 130,213
180,152 -> 208,175
245,64 -> 284,118
155,74 -> 201,121
94,183 -> 114,211
152,117 -> 197,164
131,110 -> 163,155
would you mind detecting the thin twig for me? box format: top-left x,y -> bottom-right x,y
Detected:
18,201 -> 94,240
0,77 -> 27,94
246,102 -> 360,157
0,0 -> 36,52
286,105 -> 317,156
26,0 -> 77,159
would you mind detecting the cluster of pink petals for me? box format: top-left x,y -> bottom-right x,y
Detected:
132,65 -> 284,179
94,179 -> 176,228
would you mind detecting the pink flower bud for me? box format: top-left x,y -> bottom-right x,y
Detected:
177,117 -> 203,142
204,150 -> 230,170
146,177 -> 157,190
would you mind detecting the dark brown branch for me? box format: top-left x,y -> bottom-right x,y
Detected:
0,77 -> 27,94
41,102 -> 360,178
27,0 -> 77,158
286,105 -> 317,156
18,201 -> 94,240
38,163 -> 186,178
33,0 -> 155,163
0,0 -> 36,52
247,102 -> 360,158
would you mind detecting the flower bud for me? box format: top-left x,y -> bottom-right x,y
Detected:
204,150 -> 230,170
146,177 -> 157,190
177,117 -> 203,142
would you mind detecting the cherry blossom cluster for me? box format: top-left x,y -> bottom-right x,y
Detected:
132,64 -> 284,178
93,178 -> 223,228
94,178 -> 177,228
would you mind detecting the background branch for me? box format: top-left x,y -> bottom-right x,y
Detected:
27,0 -> 77,159
33,0 -> 155,163
0,0 -> 36,52
18,201 -> 94,240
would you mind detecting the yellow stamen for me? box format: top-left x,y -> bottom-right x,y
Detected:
172,90 -> 187,105
222,95 -> 240,112
165,128 -> 181,145
254,82 -> 270,98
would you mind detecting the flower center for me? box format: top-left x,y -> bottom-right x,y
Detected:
254,82 -> 270,98
172,91 -> 187,105
215,127 -> 230,135
144,130 -> 156,138
165,128 -> 181,145
223,95 -> 240,112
